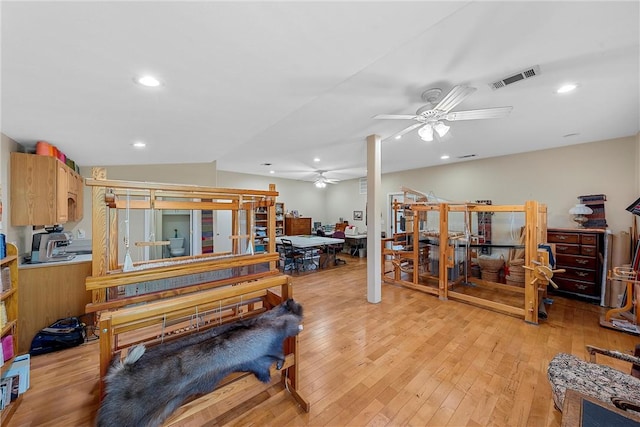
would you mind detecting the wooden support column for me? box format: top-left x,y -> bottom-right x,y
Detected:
524,200 -> 539,324
439,203 -> 449,300
366,134 -> 382,304
268,184 -> 277,270
91,167 -> 108,303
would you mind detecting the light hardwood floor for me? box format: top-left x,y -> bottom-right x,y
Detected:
8,256 -> 639,426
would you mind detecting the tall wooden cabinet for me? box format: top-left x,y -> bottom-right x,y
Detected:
547,228 -> 605,301
1,243 -> 21,422
285,217 -> 312,236
10,152 -> 84,226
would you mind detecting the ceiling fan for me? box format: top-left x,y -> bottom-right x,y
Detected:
314,171 -> 339,188
374,85 -> 513,141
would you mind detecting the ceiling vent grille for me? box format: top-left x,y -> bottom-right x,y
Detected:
489,65 -> 541,90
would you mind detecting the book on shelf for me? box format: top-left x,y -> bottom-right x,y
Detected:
0,266 -> 11,292
0,301 -> 6,327
0,376 -> 11,410
4,354 -> 30,394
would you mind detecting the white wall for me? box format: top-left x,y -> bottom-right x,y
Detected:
216,171 -> 330,226
3,133 -> 638,256
334,135 -> 637,236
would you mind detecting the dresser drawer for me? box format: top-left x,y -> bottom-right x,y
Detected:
581,234 -> 598,245
556,268 -> 597,283
556,254 -> 597,269
554,277 -> 597,296
581,245 -> 597,256
548,232 -> 580,244
554,243 -> 580,255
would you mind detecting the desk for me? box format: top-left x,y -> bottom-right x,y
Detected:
275,235 -> 345,270
561,389 -> 640,427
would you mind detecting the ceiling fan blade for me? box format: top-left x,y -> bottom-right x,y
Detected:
391,122 -> 425,139
444,106 -> 513,121
433,85 -> 477,113
373,114 -> 418,120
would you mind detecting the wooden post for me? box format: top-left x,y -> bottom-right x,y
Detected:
524,200 -> 539,324
439,203 -> 449,300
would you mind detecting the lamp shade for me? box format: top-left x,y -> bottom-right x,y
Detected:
433,121 -> 450,137
418,124 -> 434,141
569,204 -> 593,215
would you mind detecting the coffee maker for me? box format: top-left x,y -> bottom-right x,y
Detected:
31,227 -> 76,263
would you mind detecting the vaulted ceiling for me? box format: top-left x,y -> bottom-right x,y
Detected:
2,1 -> 638,183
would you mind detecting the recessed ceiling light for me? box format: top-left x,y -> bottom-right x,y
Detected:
135,75 -> 162,87
556,83 -> 577,94
269,170 -> 275,174
132,141 -> 146,149
394,135 -> 402,140
313,158 -> 320,162
440,154 -> 450,160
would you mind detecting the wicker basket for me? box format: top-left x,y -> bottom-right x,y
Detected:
478,255 -> 505,272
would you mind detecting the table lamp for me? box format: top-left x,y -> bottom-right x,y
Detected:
569,203 -> 593,228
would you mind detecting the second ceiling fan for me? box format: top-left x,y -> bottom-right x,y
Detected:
374,85 -> 513,141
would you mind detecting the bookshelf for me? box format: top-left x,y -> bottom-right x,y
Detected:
1,242 -> 22,422
253,202 -> 284,252
275,203 -> 285,237
254,207 -> 269,253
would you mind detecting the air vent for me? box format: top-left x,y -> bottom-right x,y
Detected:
457,154 -> 477,159
489,65 -> 541,90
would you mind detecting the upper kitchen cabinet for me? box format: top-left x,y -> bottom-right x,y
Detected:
10,152 -> 84,226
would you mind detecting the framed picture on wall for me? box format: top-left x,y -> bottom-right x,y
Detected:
353,210 -> 363,221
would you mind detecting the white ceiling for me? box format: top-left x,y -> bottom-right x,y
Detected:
2,1 -> 639,183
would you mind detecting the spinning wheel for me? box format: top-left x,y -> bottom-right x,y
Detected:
523,260 -> 565,289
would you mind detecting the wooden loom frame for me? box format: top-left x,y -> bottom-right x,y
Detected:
382,199 -> 548,324
85,168 -> 309,414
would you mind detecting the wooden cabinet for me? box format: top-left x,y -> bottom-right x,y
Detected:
285,217 -> 312,236
1,243 -> 21,423
10,152 -> 84,226
17,260 -> 92,354
547,228 -> 605,301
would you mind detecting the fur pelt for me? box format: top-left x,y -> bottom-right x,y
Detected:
96,299 -> 303,427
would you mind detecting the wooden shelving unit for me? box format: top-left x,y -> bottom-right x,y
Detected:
1,242 -> 21,423
275,203 -> 285,237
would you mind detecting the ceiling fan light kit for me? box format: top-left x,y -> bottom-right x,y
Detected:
374,84 -> 513,141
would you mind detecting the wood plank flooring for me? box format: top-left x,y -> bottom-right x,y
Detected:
7,256 -> 639,426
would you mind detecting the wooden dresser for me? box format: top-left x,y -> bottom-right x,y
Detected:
285,217 -> 312,236
547,228 -> 605,302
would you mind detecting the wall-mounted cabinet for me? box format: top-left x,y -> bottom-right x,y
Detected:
10,152 -> 84,226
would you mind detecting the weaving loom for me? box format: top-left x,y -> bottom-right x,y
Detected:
84,168 -> 309,418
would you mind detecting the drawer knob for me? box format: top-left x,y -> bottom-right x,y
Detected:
557,235 -> 568,240
576,284 -> 587,290
576,259 -> 589,264
577,271 -> 589,277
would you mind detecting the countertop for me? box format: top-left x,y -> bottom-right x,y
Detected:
19,253 -> 92,269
